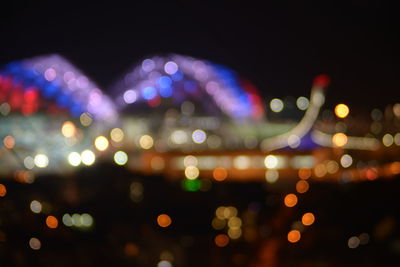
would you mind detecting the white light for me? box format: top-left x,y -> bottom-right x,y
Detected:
192,129 -> 206,144
264,155 -> 278,169
395,133 -> 400,146
123,90 -> 137,104
270,98 -> 284,113
164,61 -> 178,75
29,237 -> 41,250
68,152 -> 81,166
30,200 -> 42,213
296,96 -> 309,110
62,214 -> 73,227
81,150 -> 95,166
288,135 -> 301,148
114,151 -> 128,165
158,260 -> 172,267
233,156 -> 250,170
171,130 -> 188,144
34,154 -> 49,168
24,156 -> 35,169
80,213 -> 93,227
265,170 -> 279,183
94,136 -> 109,151
340,154 -> 353,168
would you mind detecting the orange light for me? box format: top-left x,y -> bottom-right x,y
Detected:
296,180 -> 309,194
302,212 -> 315,226
46,216 -> 58,229
3,136 -> 15,149
332,133 -> 348,147
213,167 -> 228,182
287,230 -> 301,243
214,234 -> 229,247
0,184 -> 6,197
334,104 -> 350,118
389,162 -> 400,175
366,168 -> 378,180
298,168 -> 311,180
124,242 -> 139,257
284,194 -> 298,207
157,214 -> 172,228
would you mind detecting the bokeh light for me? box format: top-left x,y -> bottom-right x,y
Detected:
332,133 -> 348,147
139,135 -> 154,149
302,212 -> 315,226
61,121 -> 76,138
215,234 -> 229,247
284,194 -> 298,207
157,214 -> 172,228
81,150 -> 95,166
68,152 -> 81,166
334,104 -> 349,118
94,136 -> 109,151
46,215 -> 58,229
34,154 -> 49,168
287,230 -> 301,243
114,151 -> 128,165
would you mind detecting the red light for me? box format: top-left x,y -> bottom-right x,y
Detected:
313,74 -> 330,87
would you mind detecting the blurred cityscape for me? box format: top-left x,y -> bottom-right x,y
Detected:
0,53 -> 399,267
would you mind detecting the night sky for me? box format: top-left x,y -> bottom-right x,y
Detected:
1,1 -> 399,108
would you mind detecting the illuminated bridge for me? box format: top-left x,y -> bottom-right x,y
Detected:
1,54 -> 399,186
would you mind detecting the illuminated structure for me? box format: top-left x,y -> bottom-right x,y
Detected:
0,53 -> 399,184
0,54 -> 116,176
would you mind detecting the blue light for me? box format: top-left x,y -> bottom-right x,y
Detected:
171,70 -> 183,81
183,81 -> 197,93
142,86 -> 157,100
158,76 -> 172,89
159,86 -> 173,98
43,84 -> 59,98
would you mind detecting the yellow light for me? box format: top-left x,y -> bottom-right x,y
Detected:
139,135 -> 154,149
114,151 -> 128,165
334,104 -> 349,118
81,150 -> 95,166
61,121 -> 76,138
94,136 -> 109,151
382,134 -> 394,147
184,165 -> 199,180
228,228 -> 242,239
284,194 -> 298,207
34,154 -> 49,168
332,133 -> 348,147
302,212 -> 315,226
228,217 -> 242,229
287,230 -> 301,243
79,112 -> 92,126
110,128 -> 124,142
212,217 -> 226,230
68,152 -> 81,166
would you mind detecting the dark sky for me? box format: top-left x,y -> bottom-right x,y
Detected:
1,0 -> 399,109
